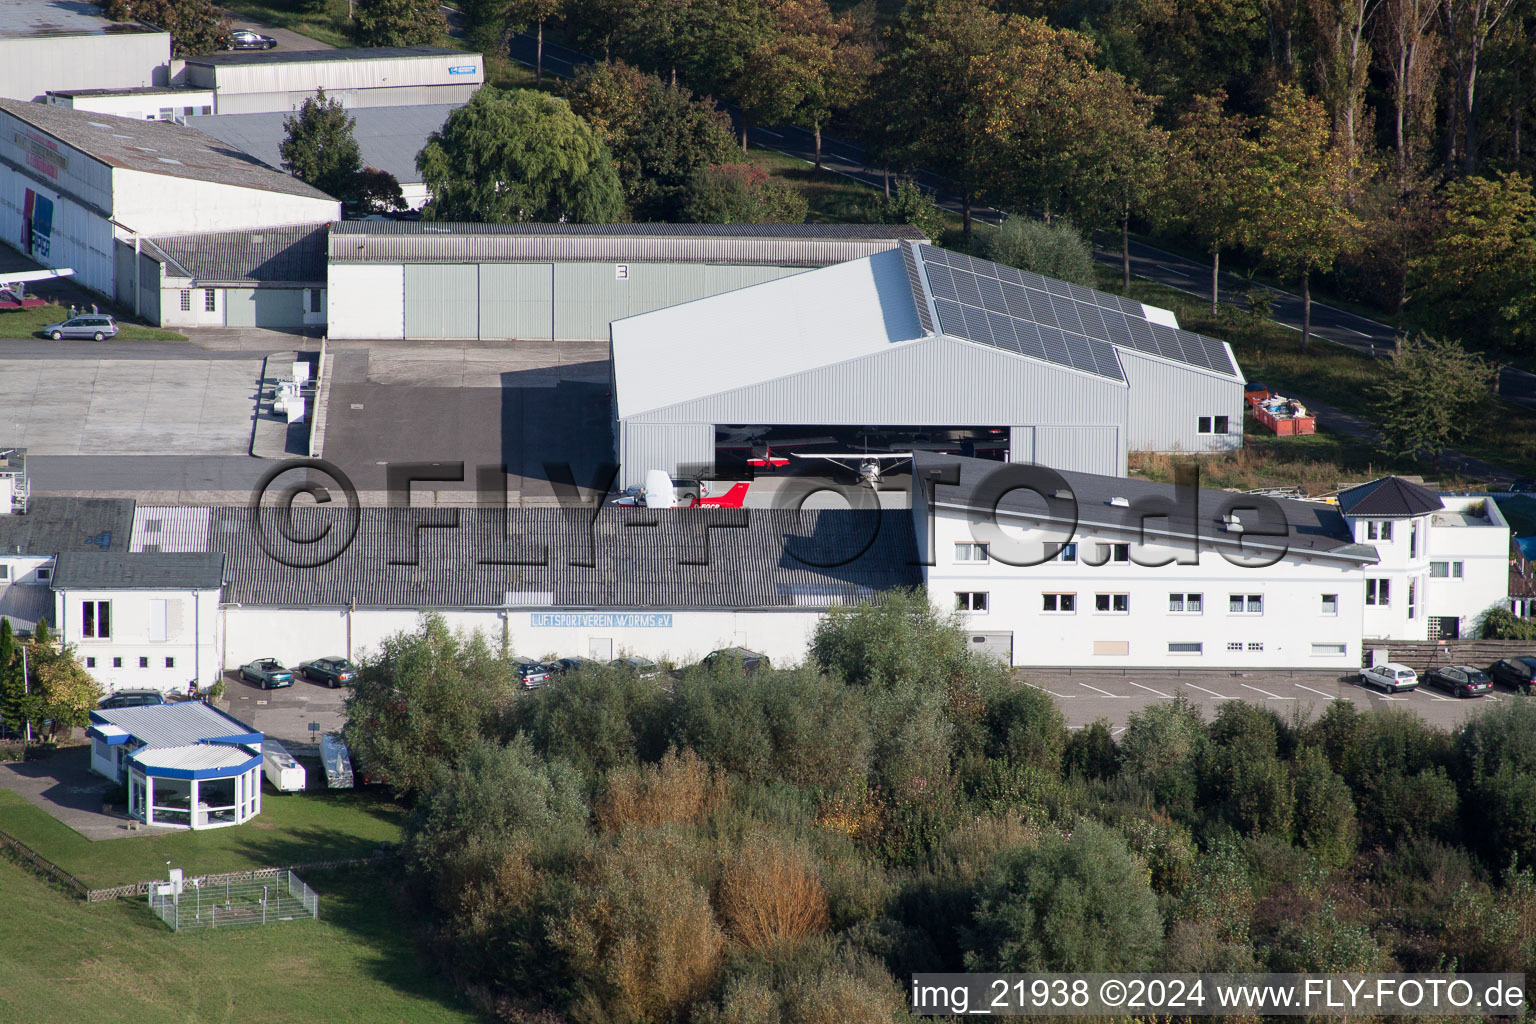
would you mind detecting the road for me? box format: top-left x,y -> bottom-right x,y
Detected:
1038,667 -> 1515,731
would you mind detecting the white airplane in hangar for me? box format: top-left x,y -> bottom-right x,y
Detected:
0,267 -> 74,309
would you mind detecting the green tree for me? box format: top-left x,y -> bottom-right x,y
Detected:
0,618 -> 22,735
353,0 -> 446,47
23,634 -> 101,737
1410,171 -> 1536,355
1455,700 -> 1536,870
565,60 -> 736,219
99,0 -> 229,56
678,163 -> 808,223
510,0 -> 566,84
965,821 -> 1164,972
1121,695 -> 1206,818
984,217 -> 1096,287
1159,91 -> 1255,314
1200,701 -> 1294,837
355,166 -> 407,213
1368,335 -> 1498,468
880,178 -> 946,242
417,88 -> 625,223
1292,745 -> 1359,867
605,0 -> 774,99
343,613 -> 515,798
280,90 -> 363,202
1063,719 -> 1122,781
810,589 -> 973,689
1240,84 -> 1360,350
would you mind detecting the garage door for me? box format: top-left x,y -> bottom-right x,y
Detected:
225,288 -> 304,328
968,632 -> 1013,665
479,263 -> 553,340
404,264 -> 479,339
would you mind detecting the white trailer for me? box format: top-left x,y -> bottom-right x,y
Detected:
262,738 -> 306,792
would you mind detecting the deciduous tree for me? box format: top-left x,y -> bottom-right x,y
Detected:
353,0 -> 446,47
280,90 -> 363,202
1375,0 -> 1445,182
1369,335 -> 1497,467
1440,0 -> 1521,173
1308,0 -> 1382,175
678,162 -> 808,223
98,0 -> 229,56
1159,92 -> 1255,313
416,88 -> 625,223
605,0 -> 773,99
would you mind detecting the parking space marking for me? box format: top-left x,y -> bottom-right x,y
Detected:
1112,727 -> 1127,737
1128,681 -> 1174,699
1021,679 -> 1072,698
1240,683 -> 1294,700
1422,691 -> 1455,702
1077,682 -> 1130,698
1294,683 -> 1343,700
1182,682 -> 1234,699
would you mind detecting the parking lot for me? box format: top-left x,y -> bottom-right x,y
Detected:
1037,667 -> 1518,731
220,670 -> 348,752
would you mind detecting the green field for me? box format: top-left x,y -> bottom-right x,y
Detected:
0,857 -> 477,1023
0,303 -> 186,342
0,785 -> 403,888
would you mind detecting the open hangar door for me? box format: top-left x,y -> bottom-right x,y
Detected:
713,424 -> 1011,478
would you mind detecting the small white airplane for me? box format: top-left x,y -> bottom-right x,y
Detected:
794,452 -> 913,487
0,267 -> 74,308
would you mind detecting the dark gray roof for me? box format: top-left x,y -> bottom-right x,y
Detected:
212,507 -> 920,609
190,104 -> 462,185
1337,476 -> 1444,518
0,99 -> 337,201
142,225 -> 328,285
911,243 -> 1240,380
52,552 -> 225,590
0,497 -> 134,556
914,452 -> 1378,564
184,45 -> 465,66
0,584 -> 54,633
330,222 -> 929,239
0,0 -> 159,39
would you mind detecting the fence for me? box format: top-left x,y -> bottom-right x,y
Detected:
1360,639 -> 1536,673
148,869 -> 320,932
84,853 -> 393,903
0,829 -> 89,899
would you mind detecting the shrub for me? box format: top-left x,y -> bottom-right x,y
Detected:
1120,696 -> 1206,818
1063,719 -> 1121,781
718,837 -> 832,952
509,665 -> 669,783
965,821 -> 1163,972
984,217 -> 1095,286
1291,745 -> 1358,868
595,748 -> 722,831
1200,702 -> 1295,837
809,590 -> 973,690
680,164 -> 808,224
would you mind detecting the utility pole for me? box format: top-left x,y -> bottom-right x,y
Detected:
20,644 -> 30,745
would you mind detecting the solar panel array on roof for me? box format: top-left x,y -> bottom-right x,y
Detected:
921,246 -> 1126,382
916,244 -> 1238,378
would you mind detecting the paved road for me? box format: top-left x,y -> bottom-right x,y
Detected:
1038,667 -> 1518,731
223,13 -> 335,51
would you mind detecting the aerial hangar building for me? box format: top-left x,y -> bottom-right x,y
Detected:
609,241 -> 1245,487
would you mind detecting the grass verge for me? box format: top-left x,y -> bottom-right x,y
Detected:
0,784 -> 403,889
0,303 -> 186,342
219,0 -> 352,47
0,856 -> 475,1024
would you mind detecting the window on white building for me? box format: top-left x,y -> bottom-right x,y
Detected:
1197,416 -> 1231,434
204,288 -> 216,312
1056,542 -> 1077,562
179,289 -> 191,311
1096,542 -> 1130,563
1095,593 -> 1130,613
1227,641 -> 1243,651
1042,593 -> 1076,612
308,288 -> 323,314
1247,642 -> 1264,651
138,656 -> 149,668
36,566 -> 51,581
955,543 -> 989,562
1168,642 -> 1203,654
1408,579 -> 1418,619
1321,593 -> 1338,615
1169,593 -> 1203,613
1410,522 -> 1419,558
85,657 -> 95,668
955,592 -> 988,612
82,600 -> 111,639
1229,594 -> 1263,614
1430,561 -> 1464,578
165,657 -> 175,669
1367,520 -> 1393,541
0,565 -> 7,580
1312,643 -> 1347,656
1366,578 -> 1391,605
112,657 -> 122,668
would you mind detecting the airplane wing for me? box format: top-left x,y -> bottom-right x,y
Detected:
794,453 -> 914,461
0,268 -> 74,285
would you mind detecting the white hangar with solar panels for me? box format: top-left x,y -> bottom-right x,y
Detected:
609,241 -> 1245,487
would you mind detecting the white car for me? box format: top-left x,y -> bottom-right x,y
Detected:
1360,662 -> 1418,693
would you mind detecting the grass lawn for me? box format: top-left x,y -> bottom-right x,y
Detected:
0,303 -> 185,342
219,0 -> 353,48
0,856 -> 477,1023
0,785 -> 404,889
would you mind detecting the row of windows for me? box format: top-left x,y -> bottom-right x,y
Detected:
84,656 -> 174,669
958,543 -> 1467,584
0,565 -> 51,582
179,288 -> 217,312
962,591 -> 1344,615
1165,641 -> 1348,656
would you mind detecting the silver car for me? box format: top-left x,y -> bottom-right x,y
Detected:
43,315 -> 117,341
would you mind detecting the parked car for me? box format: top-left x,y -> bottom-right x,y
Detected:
609,656 -> 661,678
240,658 -> 294,689
98,689 -> 166,710
701,647 -> 771,675
551,656 -> 596,675
1425,664 -> 1492,698
43,315 -> 117,341
1359,662 -> 1418,693
1489,657 -> 1536,694
515,659 -> 552,689
299,656 -> 357,688
227,29 -> 277,49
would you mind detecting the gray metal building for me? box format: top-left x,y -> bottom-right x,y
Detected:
181,47 -> 483,114
609,241 -> 1246,487
325,222 -> 927,341
0,1 -> 169,102
133,225 -> 328,329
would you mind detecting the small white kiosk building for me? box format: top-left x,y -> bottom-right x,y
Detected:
87,702 -> 264,830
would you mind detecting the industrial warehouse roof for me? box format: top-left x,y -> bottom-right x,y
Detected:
51,551 -> 226,590
1336,476 -> 1444,518
914,452 -> 1380,564
0,497 -> 135,556
0,99 -> 335,200
1,0 -> 160,39
47,86 -> 199,97
611,247 -> 926,419
190,104 -> 462,186
90,702 -> 261,750
141,225 -> 328,285
183,45 -> 464,66
209,506 -> 921,609
328,221 -> 925,266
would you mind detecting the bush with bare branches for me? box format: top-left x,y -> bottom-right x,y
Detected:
594,749 -> 722,831
719,837 -> 831,952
